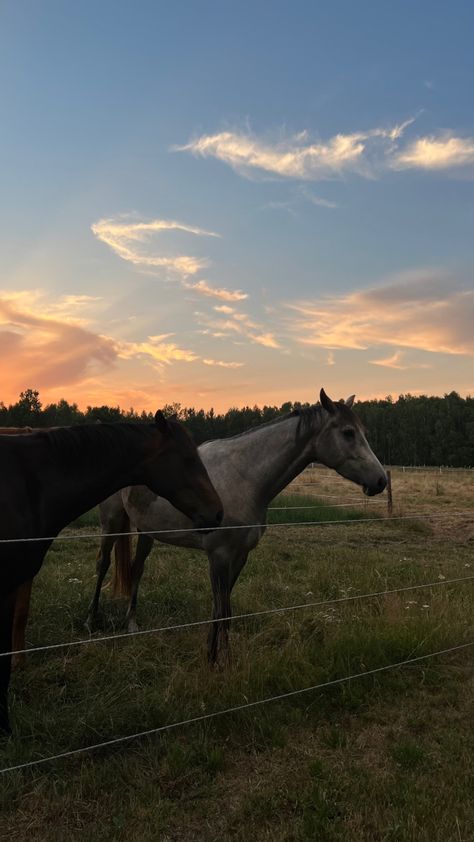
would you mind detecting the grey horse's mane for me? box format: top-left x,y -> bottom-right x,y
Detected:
209,404 -> 323,445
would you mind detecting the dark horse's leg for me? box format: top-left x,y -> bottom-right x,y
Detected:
12,579 -> 33,670
125,533 -> 154,633
207,549 -> 248,665
0,591 -> 16,734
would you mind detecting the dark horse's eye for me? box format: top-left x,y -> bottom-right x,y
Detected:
342,427 -> 356,441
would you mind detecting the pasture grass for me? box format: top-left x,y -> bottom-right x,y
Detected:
1,481 -> 473,841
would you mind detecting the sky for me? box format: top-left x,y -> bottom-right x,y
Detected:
1,0 -> 473,412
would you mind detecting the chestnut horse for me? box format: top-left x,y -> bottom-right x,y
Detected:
0,415 -> 223,733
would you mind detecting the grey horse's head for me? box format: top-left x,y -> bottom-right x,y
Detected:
314,388 -> 387,496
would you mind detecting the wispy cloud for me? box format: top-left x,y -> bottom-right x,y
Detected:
179,120 -> 474,180
92,215 -> 247,302
392,133 -> 474,170
297,185 -> 338,208
213,304 -> 235,314
284,270 -> 474,356
202,358 -> 244,368
198,308 -> 281,349
117,337 -> 199,366
183,279 -> 248,301
177,120 -> 414,181
261,185 -> 338,216
369,351 -> 408,369
0,291 -> 245,404
91,216 -> 219,277
369,350 -> 431,370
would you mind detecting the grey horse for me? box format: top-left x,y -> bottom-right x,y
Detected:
87,389 -> 387,662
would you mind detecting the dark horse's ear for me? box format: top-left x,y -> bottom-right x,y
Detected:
320,388 -> 336,415
154,410 -> 170,435
345,394 -> 356,408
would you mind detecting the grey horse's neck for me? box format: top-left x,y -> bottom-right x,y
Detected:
221,408 -> 323,505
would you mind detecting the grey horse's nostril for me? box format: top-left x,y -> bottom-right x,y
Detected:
378,476 -> 386,490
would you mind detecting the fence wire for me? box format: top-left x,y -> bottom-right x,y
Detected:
1,508 -> 473,545
4,573 -> 473,660
2,640 -> 472,775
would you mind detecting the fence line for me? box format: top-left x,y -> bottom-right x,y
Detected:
1,509 -> 473,545
2,640 -> 472,775
4,574 -> 473,660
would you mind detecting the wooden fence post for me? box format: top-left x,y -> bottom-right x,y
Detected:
387,469 -> 393,516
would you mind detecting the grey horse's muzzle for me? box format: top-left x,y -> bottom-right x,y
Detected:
363,473 -> 387,496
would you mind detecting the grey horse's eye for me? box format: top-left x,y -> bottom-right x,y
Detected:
342,427 -> 356,441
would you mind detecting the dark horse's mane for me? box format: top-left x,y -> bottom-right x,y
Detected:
38,423 -> 156,469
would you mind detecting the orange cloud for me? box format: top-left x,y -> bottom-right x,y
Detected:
0,294 -> 117,398
0,291 -> 245,407
284,270 -> 474,356
183,279 -> 248,301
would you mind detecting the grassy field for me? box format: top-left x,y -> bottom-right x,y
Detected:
1,472 -> 473,841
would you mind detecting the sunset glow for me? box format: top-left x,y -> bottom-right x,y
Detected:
1,4 -> 473,412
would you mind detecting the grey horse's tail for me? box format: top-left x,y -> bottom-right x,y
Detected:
111,511 -> 133,598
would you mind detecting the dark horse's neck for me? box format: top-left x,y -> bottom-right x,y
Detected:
18,423 -> 156,539
44,424 -> 157,533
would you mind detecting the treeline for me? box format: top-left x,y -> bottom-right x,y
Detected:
1,389 -> 474,467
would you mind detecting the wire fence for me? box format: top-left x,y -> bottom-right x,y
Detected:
2,489 -> 473,776
5,573 -> 473,660
2,640 -> 472,775
1,508 -> 473,544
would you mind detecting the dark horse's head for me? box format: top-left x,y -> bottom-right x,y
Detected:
315,389 -> 387,496
139,412 -> 223,530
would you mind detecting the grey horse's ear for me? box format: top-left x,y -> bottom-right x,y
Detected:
345,394 -> 356,408
154,410 -> 169,434
320,388 -> 336,415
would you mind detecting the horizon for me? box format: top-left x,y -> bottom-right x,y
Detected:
1,386 -> 471,417
1,1 -> 473,412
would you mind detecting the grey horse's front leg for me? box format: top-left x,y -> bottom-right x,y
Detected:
125,533 -> 154,633
84,536 -> 115,631
207,549 -> 248,666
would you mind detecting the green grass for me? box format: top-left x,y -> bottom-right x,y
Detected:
269,492 -> 374,523
1,494 -> 473,841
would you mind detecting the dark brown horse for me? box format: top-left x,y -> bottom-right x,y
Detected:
0,414 -> 223,734
0,427 -> 55,671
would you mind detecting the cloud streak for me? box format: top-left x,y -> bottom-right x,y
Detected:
198,306 -> 281,349
92,215 -> 248,302
284,270 -> 474,356
178,122 -> 474,180
392,133 -> 474,170
177,120 -> 414,180
183,279 -> 248,301
91,216 -> 219,277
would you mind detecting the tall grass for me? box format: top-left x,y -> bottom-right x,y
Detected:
1,490 -> 473,841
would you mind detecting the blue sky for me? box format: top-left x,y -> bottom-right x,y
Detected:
1,1 -> 473,410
